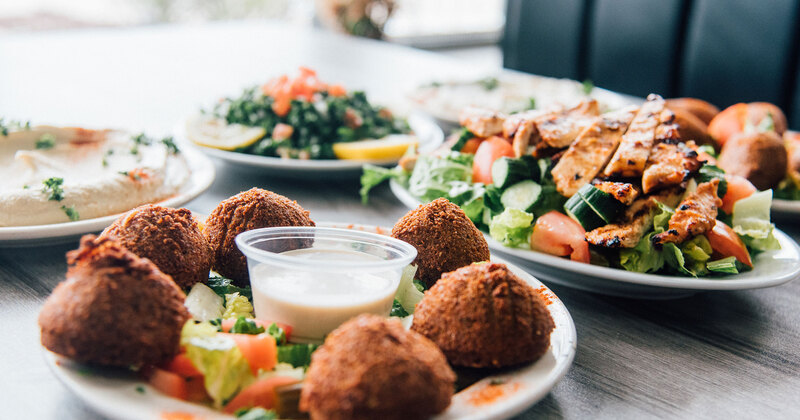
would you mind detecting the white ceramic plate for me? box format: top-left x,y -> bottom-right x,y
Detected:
44,223 -> 576,420
175,113 -> 443,177
390,180 -> 800,299
0,147 -> 215,247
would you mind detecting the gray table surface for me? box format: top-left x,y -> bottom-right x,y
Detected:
2,21 -> 799,420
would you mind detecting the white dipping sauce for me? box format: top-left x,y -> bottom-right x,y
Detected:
250,248 -> 400,342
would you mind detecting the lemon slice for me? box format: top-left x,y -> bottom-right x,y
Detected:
332,135 -> 418,160
185,115 -> 266,151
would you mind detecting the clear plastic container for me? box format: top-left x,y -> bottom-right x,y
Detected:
236,227 -> 417,343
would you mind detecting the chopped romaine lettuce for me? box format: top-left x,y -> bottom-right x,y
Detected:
208,275 -> 253,301
235,407 -> 278,420
394,265 -> 423,314
223,293 -> 255,319
185,335 -> 254,407
266,323 -> 287,345
407,152 -> 475,202
184,283 -> 225,321
731,190 -> 780,251
181,320 -> 221,347
489,208 -> 534,247
619,231 -> 665,273
679,235 -> 712,276
707,256 -> 742,274
774,176 -> 800,200
360,164 -> 408,204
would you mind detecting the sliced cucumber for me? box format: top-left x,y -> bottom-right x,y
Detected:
577,184 -> 625,223
564,193 -> 605,230
520,155 -> 541,183
500,180 -> 543,212
492,157 -> 533,189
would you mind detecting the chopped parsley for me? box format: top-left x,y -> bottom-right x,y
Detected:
267,322 -> 287,345
35,133 -> 56,149
0,118 -> 31,136
22,185 -> 29,189
161,136 -> 179,154
61,205 -> 80,221
390,299 -> 409,317
135,385 -> 146,394
118,171 -> 141,180
478,77 -> 500,91
130,133 -> 152,155
582,79 -> 594,95
41,177 -> 65,201
229,316 -> 265,335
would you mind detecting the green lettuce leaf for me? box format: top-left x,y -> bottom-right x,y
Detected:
619,232 -> 665,273
185,335 -> 254,407
394,265 -> 423,314
489,208 -> 534,247
184,283 -> 225,321
223,292 -> 254,319
277,344 -> 319,368
407,152 -> 474,202
207,275 -> 252,301
731,190 -> 780,251
229,317 -> 265,335
360,164 -> 408,204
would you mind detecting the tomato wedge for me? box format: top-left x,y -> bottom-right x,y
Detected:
530,211 -> 590,263
706,220 -> 753,268
721,174 -> 757,214
221,333 -> 278,375
148,368 -> 188,401
223,376 -> 300,414
162,353 -> 202,378
708,103 -> 747,147
460,137 -> 483,154
472,136 -> 514,184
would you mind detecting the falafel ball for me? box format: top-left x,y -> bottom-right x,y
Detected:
718,131 -> 788,190
391,198 -> 490,288
205,188 -> 315,285
39,235 -> 190,367
300,314 -> 455,420
412,262 -> 555,368
100,204 -> 212,289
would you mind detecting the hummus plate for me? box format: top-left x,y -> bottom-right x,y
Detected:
0,145 -> 214,247
43,247 -> 576,420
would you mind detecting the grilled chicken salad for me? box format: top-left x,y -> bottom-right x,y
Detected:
362,94 -> 781,277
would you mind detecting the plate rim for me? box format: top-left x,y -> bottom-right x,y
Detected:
43,223 -> 576,420
389,179 -> 800,292
175,112 -> 444,171
0,146 -> 215,244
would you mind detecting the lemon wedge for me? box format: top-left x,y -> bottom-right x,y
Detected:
185,115 -> 266,151
332,135 -> 418,160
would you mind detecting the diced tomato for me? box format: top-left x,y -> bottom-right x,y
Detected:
162,353 -> 202,378
328,84 -> 346,97
708,103 -> 747,147
184,377 -> 209,403
219,318 -> 293,341
721,174 -> 757,214
706,220 -> 753,268
460,137 -> 483,154
148,368 -> 188,400
223,377 -> 300,414
221,333 -> 277,375
272,123 -> 294,141
272,97 -> 292,117
530,211 -> 590,264
472,136 -> 514,184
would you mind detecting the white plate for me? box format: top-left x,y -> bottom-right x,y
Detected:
175,113 -> 443,177
44,223 -> 576,420
0,147 -> 215,247
390,179 -> 800,299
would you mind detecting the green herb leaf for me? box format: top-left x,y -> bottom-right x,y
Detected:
234,407 -> 277,420
266,323 -> 287,345
478,77 -> 500,91
61,205 -> 80,221
42,177 -> 65,201
390,299 -> 410,317
35,133 -> 56,149
229,316 -> 265,335
582,79 -> 594,95
277,343 -> 319,368
161,136 -> 180,154
207,275 -> 253,301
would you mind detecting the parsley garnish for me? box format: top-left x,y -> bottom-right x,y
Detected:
267,322 -> 286,345
135,385 -> 145,394
229,316 -> 266,335
478,77 -> 500,91
42,177 -> 65,201
0,118 -> 31,136
35,133 -> 56,149
130,133 -> 152,155
161,136 -> 179,154
61,205 -> 80,221
118,171 -> 141,180
582,79 -> 594,95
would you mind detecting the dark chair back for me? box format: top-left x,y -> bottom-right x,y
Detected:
503,0 -> 800,128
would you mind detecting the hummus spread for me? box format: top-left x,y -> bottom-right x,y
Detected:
0,126 -> 189,226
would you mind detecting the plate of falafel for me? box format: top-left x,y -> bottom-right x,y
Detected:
39,189 -> 576,420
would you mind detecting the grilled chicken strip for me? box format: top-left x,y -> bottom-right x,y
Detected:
459,107 -> 506,137
538,100 -> 600,149
603,94 -> 665,177
592,181 -> 640,205
586,189 -> 682,248
641,141 -> 703,194
551,106 -> 638,197
502,109 -> 551,158
652,180 -> 722,245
